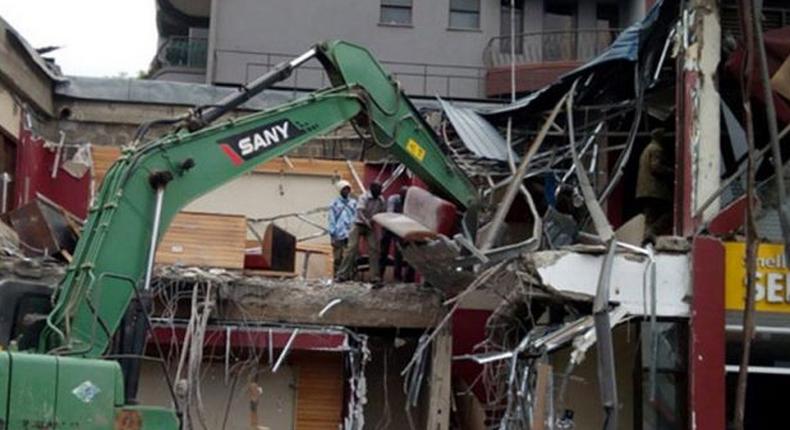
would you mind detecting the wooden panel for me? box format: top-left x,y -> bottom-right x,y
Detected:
91,146 -> 364,192
296,242 -> 332,255
293,352 -> 344,430
155,211 -> 246,269
91,145 -> 122,186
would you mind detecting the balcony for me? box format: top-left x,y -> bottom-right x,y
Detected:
483,28 -> 621,97
149,36 -> 208,82
211,48 -> 488,100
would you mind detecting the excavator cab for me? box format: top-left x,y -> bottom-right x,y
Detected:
0,279 -> 52,350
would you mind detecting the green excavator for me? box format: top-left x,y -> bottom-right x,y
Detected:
0,40 -> 477,428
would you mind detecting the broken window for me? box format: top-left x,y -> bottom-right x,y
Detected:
450,0 -> 481,30
380,0 -> 412,26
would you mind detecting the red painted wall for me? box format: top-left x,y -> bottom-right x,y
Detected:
15,127 -> 90,218
453,309 -> 491,402
689,236 -> 725,430
486,62 -> 581,97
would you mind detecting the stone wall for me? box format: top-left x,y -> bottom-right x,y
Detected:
50,98 -> 369,161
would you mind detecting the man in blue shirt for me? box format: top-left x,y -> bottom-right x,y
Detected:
328,179 -> 357,277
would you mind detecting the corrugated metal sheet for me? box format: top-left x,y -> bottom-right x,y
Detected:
439,98 -> 510,162
479,0 -> 678,124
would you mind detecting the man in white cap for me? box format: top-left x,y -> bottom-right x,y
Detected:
328,179 -> 357,277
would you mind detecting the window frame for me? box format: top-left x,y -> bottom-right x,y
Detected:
449,0 -> 481,30
380,0 -> 413,27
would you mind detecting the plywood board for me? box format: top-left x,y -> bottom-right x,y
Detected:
296,242 -> 333,279
293,352 -> 344,430
156,211 -> 247,269
91,145 -> 122,185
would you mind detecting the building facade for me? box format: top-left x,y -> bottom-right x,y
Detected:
150,0 -> 647,99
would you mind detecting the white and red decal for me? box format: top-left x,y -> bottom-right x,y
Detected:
218,119 -> 304,166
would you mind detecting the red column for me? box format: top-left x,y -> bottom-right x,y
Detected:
689,236 -> 725,430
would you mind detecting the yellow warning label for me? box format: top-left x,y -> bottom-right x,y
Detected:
405,139 -> 426,162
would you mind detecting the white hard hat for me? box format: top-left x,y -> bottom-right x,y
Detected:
336,179 -> 352,192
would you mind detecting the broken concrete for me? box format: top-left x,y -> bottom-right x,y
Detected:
526,249 -> 691,317
163,273 -> 447,328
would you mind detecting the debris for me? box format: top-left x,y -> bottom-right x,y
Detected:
272,329 -> 299,373
453,379 -> 486,430
62,143 -> 93,179
479,92 -> 568,251
654,236 -> 691,252
1,197 -> 80,258
0,219 -> 19,249
48,131 -> 65,179
318,298 -> 343,318
592,239 -> 618,430
614,214 -> 646,246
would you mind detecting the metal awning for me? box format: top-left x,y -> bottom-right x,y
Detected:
477,0 -> 679,125
438,97 -> 511,162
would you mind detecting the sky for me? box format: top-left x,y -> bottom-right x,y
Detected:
0,0 -> 157,77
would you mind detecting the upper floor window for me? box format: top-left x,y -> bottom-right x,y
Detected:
450,0 -> 481,29
381,0 -> 413,26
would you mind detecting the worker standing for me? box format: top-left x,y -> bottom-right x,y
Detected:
335,181 -> 386,283
636,128 -> 674,240
328,180 -> 357,277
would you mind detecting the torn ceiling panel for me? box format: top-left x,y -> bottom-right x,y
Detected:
438,97 -> 511,162
478,0 -> 679,125
527,249 -> 690,317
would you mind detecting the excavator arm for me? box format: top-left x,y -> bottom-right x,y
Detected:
40,40 -> 476,358
0,41 -> 475,429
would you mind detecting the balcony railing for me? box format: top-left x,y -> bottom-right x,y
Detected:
483,28 -> 622,68
213,48 -> 488,99
155,36 -> 208,69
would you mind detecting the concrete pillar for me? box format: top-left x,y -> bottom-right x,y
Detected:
675,0 -> 721,235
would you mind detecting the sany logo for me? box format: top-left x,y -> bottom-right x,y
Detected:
218,119 -> 305,166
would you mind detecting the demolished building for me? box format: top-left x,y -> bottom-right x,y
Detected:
0,0 -> 789,428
